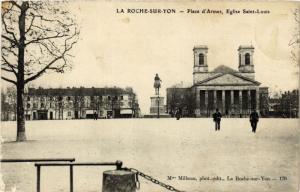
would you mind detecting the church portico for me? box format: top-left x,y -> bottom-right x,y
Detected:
194,85 -> 260,117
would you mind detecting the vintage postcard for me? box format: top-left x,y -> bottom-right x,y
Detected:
1,1 -> 299,192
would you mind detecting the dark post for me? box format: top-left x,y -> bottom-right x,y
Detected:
70,165 -> 73,192
37,165 -> 41,192
157,88 -> 160,118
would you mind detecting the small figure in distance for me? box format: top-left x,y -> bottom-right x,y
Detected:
249,109 -> 259,133
175,108 -> 182,120
93,112 -> 98,120
213,108 -> 222,131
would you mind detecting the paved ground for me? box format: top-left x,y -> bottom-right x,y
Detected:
0,118 -> 299,192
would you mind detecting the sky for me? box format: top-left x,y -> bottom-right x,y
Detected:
2,1 -> 299,114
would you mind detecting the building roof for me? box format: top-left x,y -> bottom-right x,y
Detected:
212,65 -> 238,73
27,87 -> 135,96
193,45 -> 208,50
169,81 -> 192,88
194,65 -> 261,86
238,45 -> 254,50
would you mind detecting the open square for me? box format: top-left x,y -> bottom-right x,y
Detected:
1,118 -> 298,192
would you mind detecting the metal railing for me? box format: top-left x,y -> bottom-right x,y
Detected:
34,160 -> 122,192
0,158 -> 75,163
2,159 -> 184,192
1,158 -> 76,192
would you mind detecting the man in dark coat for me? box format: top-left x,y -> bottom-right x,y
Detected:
175,108 -> 182,120
93,112 -> 98,120
250,110 -> 259,133
213,108 -> 222,131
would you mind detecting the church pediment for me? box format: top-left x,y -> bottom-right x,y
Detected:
196,73 -> 260,86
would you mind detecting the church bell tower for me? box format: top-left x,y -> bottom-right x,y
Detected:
193,45 -> 210,84
238,45 -> 255,79
193,45 -> 208,73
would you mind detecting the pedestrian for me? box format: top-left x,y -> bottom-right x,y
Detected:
175,108 -> 181,120
212,108 -> 222,131
250,110 -> 259,133
93,112 -> 98,120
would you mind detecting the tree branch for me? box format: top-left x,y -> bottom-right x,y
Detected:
24,55 -> 64,84
1,67 -> 14,73
10,1 -> 22,9
1,76 -> 17,85
25,14 -> 35,34
2,12 -> 19,45
2,46 -> 18,57
2,55 -> 18,76
25,34 -> 69,45
2,35 -> 18,46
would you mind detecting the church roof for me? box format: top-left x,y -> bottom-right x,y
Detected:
193,45 -> 208,50
194,72 -> 261,86
194,65 -> 261,86
238,45 -> 254,50
212,65 -> 238,73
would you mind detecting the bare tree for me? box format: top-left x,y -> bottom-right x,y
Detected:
289,8 -> 300,75
1,1 -> 80,141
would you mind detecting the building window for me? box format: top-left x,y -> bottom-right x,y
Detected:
90,96 -> 94,101
68,111 -> 71,116
120,96 -> 123,100
27,96 -> 30,101
27,103 -> 30,109
67,96 -> 71,101
108,96 -> 111,100
41,103 -> 45,108
33,103 -> 38,108
245,53 -> 250,65
99,96 -> 103,101
199,53 -> 204,65
58,96 -> 63,101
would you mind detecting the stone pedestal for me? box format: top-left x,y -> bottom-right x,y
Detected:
102,170 -> 136,192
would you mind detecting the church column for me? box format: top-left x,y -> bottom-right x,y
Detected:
230,90 -> 234,115
222,90 -> 225,114
256,88 -> 260,112
213,90 -> 217,110
196,89 -> 200,116
239,90 -> 242,115
248,90 -> 251,114
205,90 -> 208,115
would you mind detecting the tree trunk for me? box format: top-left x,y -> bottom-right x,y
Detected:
16,2 -> 28,142
16,83 -> 26,141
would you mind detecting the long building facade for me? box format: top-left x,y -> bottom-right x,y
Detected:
167,45 -> 269,117
20,87 -> 140,120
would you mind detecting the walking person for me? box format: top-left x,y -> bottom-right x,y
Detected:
93,112 -> 98,120
213,108 -> 222,131
175,108 -> 182,120
250,110 -> 259,133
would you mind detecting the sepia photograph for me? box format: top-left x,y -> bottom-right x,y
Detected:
1,1 -> 299,192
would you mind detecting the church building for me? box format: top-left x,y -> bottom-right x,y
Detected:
167,45 -> 269,117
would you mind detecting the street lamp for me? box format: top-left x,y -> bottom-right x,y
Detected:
154,74 -> 162,118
